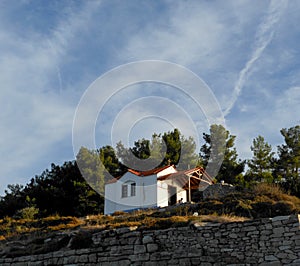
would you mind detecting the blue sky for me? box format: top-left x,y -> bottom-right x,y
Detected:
1,0 -> 300,194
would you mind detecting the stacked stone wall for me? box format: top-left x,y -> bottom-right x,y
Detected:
0,215 -> 299,265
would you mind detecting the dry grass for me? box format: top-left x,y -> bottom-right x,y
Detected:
0,215 -> 84,241
196,214 -> 249,223
253,183 -> 300,209
82,210 -> 248,231
253,183 -> 286,199
1,183 -> 299,242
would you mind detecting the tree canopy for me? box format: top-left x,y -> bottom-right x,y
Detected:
116,129 -> 199,171
200,124 -> 245,185
246,135 -> 274,183
1,124 -> 300,218
274,125 -> 300,195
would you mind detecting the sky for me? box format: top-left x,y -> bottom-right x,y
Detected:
1,0 -> 300,194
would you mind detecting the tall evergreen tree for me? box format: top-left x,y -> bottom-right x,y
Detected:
116,139 -> 158,171
246,135 -> 275,183
274,125 -> 300,195
200,124 -> 245,185
116,129 -> 198,171
99,145 -> 125,178
76,147 -> 106,194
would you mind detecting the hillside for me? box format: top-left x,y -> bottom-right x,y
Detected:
0,183 -> 299,259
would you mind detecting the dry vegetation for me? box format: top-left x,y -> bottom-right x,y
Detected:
0,215 -> 84,242
0,183 -> 299,245
0,209 -> 247,244
194,183 -> 300,219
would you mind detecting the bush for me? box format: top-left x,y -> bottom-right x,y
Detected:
253,183 -> 284,199
69,231 -> 93,249
17,207 -> 39,220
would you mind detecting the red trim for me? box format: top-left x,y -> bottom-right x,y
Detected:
128,165 -> 174,176
105,165 -> 175,184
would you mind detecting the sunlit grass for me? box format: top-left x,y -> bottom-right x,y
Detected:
0,183 -> 299,243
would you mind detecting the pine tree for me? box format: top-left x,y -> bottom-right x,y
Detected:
200,124 -> 245,185
246,135 -> 274,183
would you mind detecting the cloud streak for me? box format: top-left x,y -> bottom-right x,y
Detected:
0,1 -> 102,192
0,0 -> 299,195
224,0 -> 288,116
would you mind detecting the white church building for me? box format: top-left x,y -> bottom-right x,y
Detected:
104,165 -> 213,215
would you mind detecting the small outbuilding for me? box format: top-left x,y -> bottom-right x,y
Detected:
104,165 -> 213,214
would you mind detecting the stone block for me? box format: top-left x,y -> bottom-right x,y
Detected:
147,243 -> 159,253
291,258 -> 300,264
284,232 -> 294,237
177,258 -> 191,265
276,252 -> 288,259
272,221 -> 283,227
229,233 -> 238,238
143,235 -> 154,244
117,259 -> 131,265
287,253 -> 298,260
259,262 -> 281,266
191,258 -> 202,265
265,255 -> 278,261
272,227 -> 284,237
89,253 -> 97,263
271,215 -> 290,222
279,245 -> 291,250
145,261 -> 165,266
129,253 -> 150,262
281,259 -> 292,264
242,226 -> 258,232
78,254 -> 88,263
134,244 -> 147,254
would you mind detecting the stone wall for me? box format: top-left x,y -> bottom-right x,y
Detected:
0,215 -> 300,266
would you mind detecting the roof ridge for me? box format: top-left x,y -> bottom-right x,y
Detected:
128,164 -> 174,176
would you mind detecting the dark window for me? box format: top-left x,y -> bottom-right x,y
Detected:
122,184 -> 128,198
131,183 -> 136,196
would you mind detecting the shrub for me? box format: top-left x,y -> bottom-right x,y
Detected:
253,183 -> 284,200
17,207 -> 39,220
272,201 -> 295,216
69,231 -> 93,249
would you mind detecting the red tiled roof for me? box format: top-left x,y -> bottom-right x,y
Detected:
157,166 -> 214,189
105,165 -> 175,184
128,165 -> 174,176
157,167 -> 199,180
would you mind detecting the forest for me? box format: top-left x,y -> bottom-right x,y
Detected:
0,124 -> 299,219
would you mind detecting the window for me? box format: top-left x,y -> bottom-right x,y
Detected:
122,184 -> 128,198
121,181 -> 136,198
131,182 -> 136,196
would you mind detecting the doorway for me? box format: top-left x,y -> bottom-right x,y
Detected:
168,185 -> 177,206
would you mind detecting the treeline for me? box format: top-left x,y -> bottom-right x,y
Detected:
0,124 -> 299,218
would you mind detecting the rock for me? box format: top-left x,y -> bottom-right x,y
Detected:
134,244 -> 146,254
142,235 -> 153,244
147,244 -> 158,253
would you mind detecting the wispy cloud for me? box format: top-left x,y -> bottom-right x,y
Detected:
0,1 -> 101,191
0,0 -> 299,194
224,0 -> 288,116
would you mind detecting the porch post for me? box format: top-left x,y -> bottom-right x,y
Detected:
188,176 -> 191,202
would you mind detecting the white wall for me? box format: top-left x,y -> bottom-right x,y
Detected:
157,181 -> 168,207
104,172 -> 158,214
160,179 -> 188,204
104,184 -> 117,215
104,166 -> 186,214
